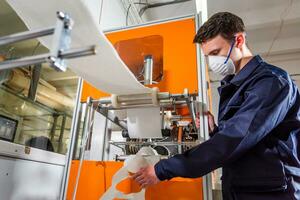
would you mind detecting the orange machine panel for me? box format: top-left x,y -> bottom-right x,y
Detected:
67,161 -> 203,200
81,17 -> 198,102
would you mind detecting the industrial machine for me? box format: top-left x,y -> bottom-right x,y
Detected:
0,2 -> 213,200
65,14 -> 213,200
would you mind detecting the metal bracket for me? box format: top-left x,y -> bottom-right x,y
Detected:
50,12 -> 73,71
0,11 -> 96,71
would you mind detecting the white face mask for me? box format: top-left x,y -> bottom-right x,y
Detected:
206,41 -> 236,76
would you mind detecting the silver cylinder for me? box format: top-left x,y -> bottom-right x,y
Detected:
143,55 -> 153,85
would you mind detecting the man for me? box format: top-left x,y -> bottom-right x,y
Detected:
132,12 -> 300,199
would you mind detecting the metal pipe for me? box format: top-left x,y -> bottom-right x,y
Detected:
72,103 -> 83,160
186,98 -> 197,130
59,45 -> 97,59
101,108 -> 109,161
161,107 -> 165,129
59,78 -> 83,200
72,97 -> 93,200
0,54 -> 49,70
143,55 -> 153,85
115,154 -> 168,161
98,99 -> 188,111
0,27 -> 55,46
195,8 -> 213,200
109,140 -> 202,146
0,45 -> 96,71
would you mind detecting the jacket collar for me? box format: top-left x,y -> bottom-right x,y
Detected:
221,55 -> 264,87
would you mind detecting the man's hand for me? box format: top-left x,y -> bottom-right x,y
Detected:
196,111 -> 216,133
131,165 -> 160,188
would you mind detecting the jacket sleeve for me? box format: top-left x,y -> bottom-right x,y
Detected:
154,75 -> 293,181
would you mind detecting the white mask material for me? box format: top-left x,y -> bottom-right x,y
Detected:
206,55 -> 236,76
206,40 -> 236,76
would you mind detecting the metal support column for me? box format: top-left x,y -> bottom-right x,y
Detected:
50,114 -> 59,141
58,114 -> 67,153
59,78 -> 83,200
72,97 -> 94,200
28,64 -> 42,101
194,0 -> 213,199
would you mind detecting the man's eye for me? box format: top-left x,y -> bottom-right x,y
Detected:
211,51 -> 219,56
209,49 -> 220,56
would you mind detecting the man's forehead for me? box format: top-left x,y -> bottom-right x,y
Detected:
201,35 -> 228,54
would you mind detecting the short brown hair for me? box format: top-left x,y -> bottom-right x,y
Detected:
193,12 -> 245,44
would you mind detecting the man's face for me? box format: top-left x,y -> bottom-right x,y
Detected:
201,34 -> 246,71
201,35 -> 233,57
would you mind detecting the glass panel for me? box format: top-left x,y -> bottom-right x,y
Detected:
0,80 -> 76,154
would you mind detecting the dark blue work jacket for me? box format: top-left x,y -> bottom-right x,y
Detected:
155,55 -> 300,199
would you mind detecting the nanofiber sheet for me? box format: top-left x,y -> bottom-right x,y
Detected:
7,0 -> 150,95
127,107 -> 162,138
100,147 -> 160,200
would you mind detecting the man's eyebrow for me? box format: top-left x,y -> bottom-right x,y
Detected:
208,48 -> 221,55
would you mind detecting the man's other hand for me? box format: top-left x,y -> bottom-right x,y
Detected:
131,165 -> 160,188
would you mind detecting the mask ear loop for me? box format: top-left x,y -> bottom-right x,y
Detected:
224,39 -> 235,64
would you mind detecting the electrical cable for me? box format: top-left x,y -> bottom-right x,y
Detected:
266,0 -> 294,58
126,1 -> 149,26
139,0 -> 192,16
125,3 -> 132,26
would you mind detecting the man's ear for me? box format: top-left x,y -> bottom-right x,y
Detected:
235,33 -> 245,49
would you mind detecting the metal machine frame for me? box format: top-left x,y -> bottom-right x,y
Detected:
61,10 -> 213,200
0,12 -> 96,71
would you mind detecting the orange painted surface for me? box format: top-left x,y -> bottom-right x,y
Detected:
67,161 -> 203,200
81,18 -> 200,102
66,161 -> 106,200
